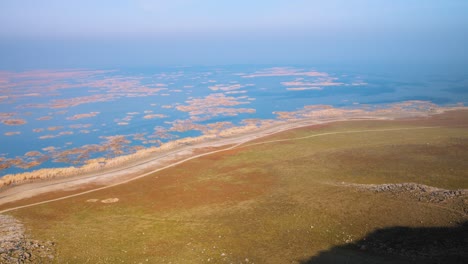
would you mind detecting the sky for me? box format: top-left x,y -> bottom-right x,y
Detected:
1,0 -> 467,69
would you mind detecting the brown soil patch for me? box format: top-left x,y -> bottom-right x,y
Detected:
93,150 -> 275,212
101,198 -> 119,203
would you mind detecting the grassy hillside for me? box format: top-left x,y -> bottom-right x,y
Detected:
5,110 -> 468,263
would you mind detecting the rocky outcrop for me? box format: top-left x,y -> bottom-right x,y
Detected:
352,182 -> 467,203
0,214 -> 55,263
345,182 -> 468,216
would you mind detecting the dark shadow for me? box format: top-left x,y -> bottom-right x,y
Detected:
300,221 -> 468,264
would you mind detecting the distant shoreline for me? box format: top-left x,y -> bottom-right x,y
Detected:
0,103 -> 466,208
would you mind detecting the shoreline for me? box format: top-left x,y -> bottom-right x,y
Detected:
0,117 -> 339,207
0,103 -> 467,208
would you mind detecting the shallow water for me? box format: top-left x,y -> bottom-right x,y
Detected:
0,65 -> 467,176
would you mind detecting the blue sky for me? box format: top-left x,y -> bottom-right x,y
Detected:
1,0 -> 467,69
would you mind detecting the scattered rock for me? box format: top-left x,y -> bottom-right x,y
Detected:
0,214 -> 56,263
351,182 -> 467,204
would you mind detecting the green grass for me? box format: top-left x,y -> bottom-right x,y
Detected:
6,111 -> 468,263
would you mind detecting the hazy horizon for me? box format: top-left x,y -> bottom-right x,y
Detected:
1,0 -> 467,69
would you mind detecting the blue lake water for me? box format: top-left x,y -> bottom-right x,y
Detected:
0,65 -> 467,176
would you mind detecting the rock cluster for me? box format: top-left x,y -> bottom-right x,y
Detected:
358,183 -> 467,203
0,214 -> 55,263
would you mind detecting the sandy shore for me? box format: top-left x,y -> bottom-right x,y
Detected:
0,103 -> 466,209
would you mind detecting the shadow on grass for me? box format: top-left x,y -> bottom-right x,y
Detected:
301,221 -> 468,264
